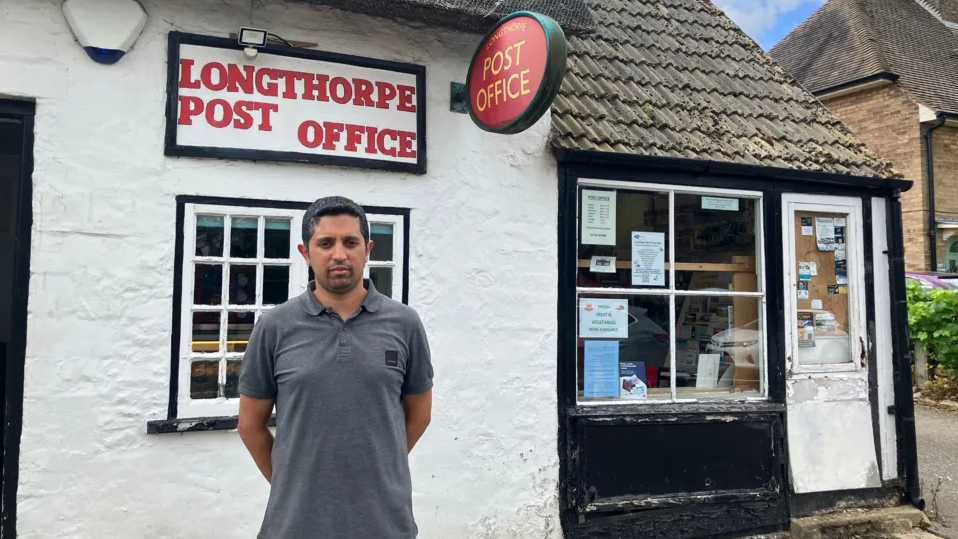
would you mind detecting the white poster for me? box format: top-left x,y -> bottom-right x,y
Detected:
816,217 -> 836,251
579,298 -> 629,338
581,190 -> 617,245
631,231 -> 666,286
701,196 -> 740,211
696,354 -> 721,388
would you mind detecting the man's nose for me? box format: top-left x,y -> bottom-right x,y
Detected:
331,241 -> 348,261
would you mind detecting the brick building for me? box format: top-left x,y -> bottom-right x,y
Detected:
771,0 -> 958,272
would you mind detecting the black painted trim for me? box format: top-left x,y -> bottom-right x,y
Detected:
1,99 -> 34,539
164,32 -> 427,175
557,165 -> 578,515
165,195 -> 411,421
586,488 -> 778,513
789,486 -> 901,517
862,199 -> 884,479
147,414 -> 276,434
811,72 -> 900,99
554,148 -> 913,192
568,401 -> 785,417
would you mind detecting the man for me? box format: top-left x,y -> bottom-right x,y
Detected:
238,195 -> 434,539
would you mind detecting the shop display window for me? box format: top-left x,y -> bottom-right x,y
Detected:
576,180 -> 766,403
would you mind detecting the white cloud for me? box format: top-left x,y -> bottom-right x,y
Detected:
712,0 -> 827,43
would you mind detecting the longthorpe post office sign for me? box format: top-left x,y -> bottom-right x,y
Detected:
165,32 -> 427,174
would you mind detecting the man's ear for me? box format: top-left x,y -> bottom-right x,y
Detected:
366,239 -> 375,261
297,243 -> 310,263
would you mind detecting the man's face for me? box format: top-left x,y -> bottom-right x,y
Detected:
298,214 -> 373,295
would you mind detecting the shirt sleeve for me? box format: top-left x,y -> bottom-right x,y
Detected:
239,312 -> 278,400
402,313 -> 434,395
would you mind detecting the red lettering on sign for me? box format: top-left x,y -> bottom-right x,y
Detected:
227,64 -> 255,94
179,59 -> 202,89
397,131 -> 416,158
375,82 -> 397,109
353,79 -> 374,107
206,99 -> 232,128
345,124 -> 365,152
178,96 -> 204,125
277,70 -> 303,99
302,73 -> 330,102
468,15 -> 548,129
201,62 -> 228,92
365,126 -> 379,154
255,68 -> 279,97
256,102 -> 278,131
377,129 -> 398,157
329,77 -> 352,105
298,120 -> 322,148
397,85 -> 416,112
233,100 -> 255,129
322,122 -> 345,150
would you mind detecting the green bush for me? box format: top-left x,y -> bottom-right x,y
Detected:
906,279 -> 958,371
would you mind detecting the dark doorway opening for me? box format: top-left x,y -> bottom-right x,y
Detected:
0,99 -> 34,539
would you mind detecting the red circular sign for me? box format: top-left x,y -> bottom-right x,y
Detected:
468,15 -> 549,131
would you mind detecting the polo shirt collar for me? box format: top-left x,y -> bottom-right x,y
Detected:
300,278 -> 383,316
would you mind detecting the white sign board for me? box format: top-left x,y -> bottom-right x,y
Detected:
166,33 -> 426,173
631,231 -> 666,286
579,298 -> 629,338
581,190 -> 616,245
701,196 -> 739,211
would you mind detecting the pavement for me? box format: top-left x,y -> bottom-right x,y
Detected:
916,404 -> 958,539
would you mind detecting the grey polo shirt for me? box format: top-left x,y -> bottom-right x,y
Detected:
239,279 -> 433,539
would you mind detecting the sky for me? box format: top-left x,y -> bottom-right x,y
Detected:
712,0 -> 828,50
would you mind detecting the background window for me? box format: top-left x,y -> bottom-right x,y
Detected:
575,182 -> 766,403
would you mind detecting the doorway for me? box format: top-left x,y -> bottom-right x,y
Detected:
0,99 -> 33,539
780,193 -> 881,495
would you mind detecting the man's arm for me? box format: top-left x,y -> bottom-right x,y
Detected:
238,395 -> 276,482
402,390 -> 432,453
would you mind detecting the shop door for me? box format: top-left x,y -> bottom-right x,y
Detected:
781,194 -> 881,494
0,100 -> 33,538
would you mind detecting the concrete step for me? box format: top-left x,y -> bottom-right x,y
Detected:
790,506 -> 931,539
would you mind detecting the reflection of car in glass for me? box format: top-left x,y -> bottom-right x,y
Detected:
906,271 -> 958,290
707,322 -> 761,391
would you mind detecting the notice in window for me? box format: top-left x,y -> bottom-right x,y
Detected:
579,298 -> 629,338
816,217 -> 836,251
801,217 -> 813,236
581,189 -> 617,246
619,361 -> 648,399
631,231 -> 665,286
701,196 -> 739,211
590,256 -> 617,273
584,341 -> 619,398
798,312 -> 815,347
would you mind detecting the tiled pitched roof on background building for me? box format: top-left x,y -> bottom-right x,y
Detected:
551,0 -> 900,179
770,0 -> 958,115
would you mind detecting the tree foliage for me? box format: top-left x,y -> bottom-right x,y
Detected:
906,279 -> 958,371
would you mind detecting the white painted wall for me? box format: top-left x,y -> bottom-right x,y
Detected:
0,0 -> 560,537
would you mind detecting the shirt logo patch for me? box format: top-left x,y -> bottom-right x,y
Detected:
385,350 -> 399,367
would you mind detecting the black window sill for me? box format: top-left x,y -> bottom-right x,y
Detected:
146,415 -> 276,434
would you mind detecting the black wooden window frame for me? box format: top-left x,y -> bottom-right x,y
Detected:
147,195 -> 410,434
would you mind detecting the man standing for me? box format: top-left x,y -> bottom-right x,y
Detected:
238,196 -> 434,539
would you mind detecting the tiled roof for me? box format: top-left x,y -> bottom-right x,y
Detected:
770,0 -> 958,115
293,0 -> 596,35
550,0 -> 900,179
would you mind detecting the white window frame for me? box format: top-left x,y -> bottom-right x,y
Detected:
781,194 -> 867,376
178,204 -> 307,419
364,213 -> 405,301
575,178 -> 769,405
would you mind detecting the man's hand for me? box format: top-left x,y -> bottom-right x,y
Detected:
402,390 -> 432,453
238,395 -> 276,483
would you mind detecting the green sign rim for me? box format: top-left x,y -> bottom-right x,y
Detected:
465,11 -> 568,135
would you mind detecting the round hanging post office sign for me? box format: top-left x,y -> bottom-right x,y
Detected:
466,11 -> 567,134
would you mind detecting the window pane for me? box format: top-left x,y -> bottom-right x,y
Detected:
191,311 -> 220,353
224,361 -> 241,398
673,195 -> 759,292
194,264 -> 223,305
576,294 -> 671,402
263,266 -> 290,305
227,311 -> 255,352
578,189 -> 670,288
229,265 -> 257,305
264,218 -> 291,259
230,217 -> 258,258
190,361 -> 219,399
675,295 -> 762,399
195,215 -> 224,257
369,267 -> 393,297
794,211 -> 853,365
370,223 -> 394,261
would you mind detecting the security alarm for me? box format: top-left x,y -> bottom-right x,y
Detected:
62,0 -> 148,64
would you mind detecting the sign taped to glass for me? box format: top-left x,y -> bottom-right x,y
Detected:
466,12 -> 567,134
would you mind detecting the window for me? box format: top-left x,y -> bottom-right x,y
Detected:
575,180 -> 767,403
174,201 -> 408,419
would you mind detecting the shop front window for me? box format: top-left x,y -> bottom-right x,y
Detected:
175,201 -> 408,419
576,180 -> 766,403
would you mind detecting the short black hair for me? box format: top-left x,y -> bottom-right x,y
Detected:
301,196 -> 369,247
